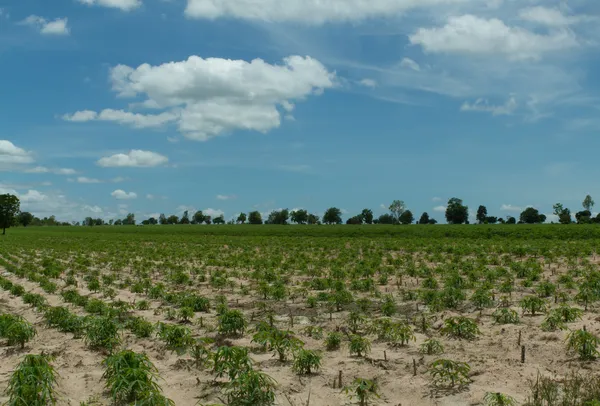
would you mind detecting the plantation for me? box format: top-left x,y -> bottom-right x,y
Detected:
2,225 -> 600,405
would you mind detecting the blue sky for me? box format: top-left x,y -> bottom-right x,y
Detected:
1,0 -> 599,223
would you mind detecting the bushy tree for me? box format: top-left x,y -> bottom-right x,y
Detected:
236,212 -> 247,224
399,210 -> 414,225
0,194 -> 20,235
553,203 -> 572,224
213,215 -> 225,224
583,195 -> 595,212
248,211 -> 263,225
476,205 -> 487,224
18,211 -> 34,227
290,209 -> 308,224
576,210 -> 592,224
167,215 -> 179,224
180,210 -> 190,224
378,214 -> 395,224
266,209 -> 289,225
361,209 -> 373,224
519,208 -> 546,224
192,211 -> 205,224
445,198 -> 468,224
323,207 -> 342,224
389,200 -> 406,223
419,212 -> 430,224
346,216 -> 363,225
307,213 -> 320,224
159,213 -> 167,225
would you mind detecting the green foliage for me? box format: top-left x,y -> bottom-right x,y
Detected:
84,316 -> 121,352
419,339 -> 444,355
156,323 -> 194,354
492,308 -> 520,324
0,193 -> 20,234
520,296 -> 547,316
44,307 -> 85,337
429,359 -> 471,388
440,317 -> 480,340
253,327 -> 303,362
218,309 -> 247,336
5,354 -> 57,406
349,335 -> 371,357
212,346 -> 253,380
343,378 -> 380,406
0,314 -> 36,348
483,392 -> 517,406
292,349 -> 322,374
324,332 -> 343,351
102,350 -> 173,404
225,370 -> 277,406
566,329 -> 600,360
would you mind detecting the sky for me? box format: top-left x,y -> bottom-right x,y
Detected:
1,0 -> 600,223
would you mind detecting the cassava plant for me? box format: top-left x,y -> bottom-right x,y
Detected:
440,317 -> 480,340
429,359 -> 471,388
5,354 -> 58,406
343,378 -> 380,406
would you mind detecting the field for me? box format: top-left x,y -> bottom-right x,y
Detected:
2,224 -> 600,405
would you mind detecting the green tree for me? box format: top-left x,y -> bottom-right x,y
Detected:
167,215 -> 179,224
399,210 -> 414,225
583,194 -> 595,212
519,207 -> 546,224
323,207 -> 342,224
0,194 -> 20,235
192,211 -> 205,224
553,203 -> 571,224
476,205 -> 487,224
213,215 -> 225,224
248,211 -> 263,225
506,216 -> 516,224
445,198 -> 468,224
361,209 -> 374,224
18,211 -> 34,227
124,213 -> 136,225
378,214 -> 395,224
307,213 -> 320,225
418,212 -> 430,224
236,212 -> 247,224
180,210 -> 190,224
576,210 -> 592,224
290,209 -> 308,224
266,209 -> 289,225
159,213 -> 167,225
389,200 -> 406,223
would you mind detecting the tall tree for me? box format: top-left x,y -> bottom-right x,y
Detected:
307,213 -> 320,225
180,210 -> 190,225
193,211 -> 205,225
553,203 -> 571,224
159,213 -> 167,225
418,212 -> 430,225
360,209 -> 374,224
167,215 -> 179,224
290,209 -> 308,225
399,210 -> 414,225
583,195 -> 595,212
0,194 -> 20,235
445,198 -> 469,224
476,205 -> 488,224
248,211 -> 263,225
18,212 -> 34,227
389,200 -> 406,224
519,207 -> 546,224
213,215 -> 225,224
323,207 -> 342,224
148,217 -> 158,225
236,213 -> 247,224
124,213 -> 136,225
266,209 -> 289,225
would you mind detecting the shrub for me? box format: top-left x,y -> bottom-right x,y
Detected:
218,309 -> 247,337
213,346 -> 253,380
292,349 -> 322,374
324,332 -> 343,351
5,354 -> 58,406
429,359 -> 471,388
127,317 -> 155,338
226,370 -> 277,406
440,317 -> 480,340
156,323 -> 194,355
419,339 -> 445,355
520,296 -> 546,316
566,329 -> 600,360
349,335 -> 371,357
343,378 -> 380,406
2,316 -> 36,348
84,316 -> 121,353
492,308 -> 519,324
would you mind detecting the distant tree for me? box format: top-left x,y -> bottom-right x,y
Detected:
83,217 -> 94,227
399,210 -> 414,225
204,216 -> 212,225
445,198 -> 469,224
360,209 -> 374,224
346,216 -> 363,225
576,210 -> 592,224
236,212 -> 247,224
583,195 -> 595,212
307,213 -> 320,225
124,213 -> 136,225
498,218 -> 505,224
378,214 -> 395,224
291,209 -> 308,225
485,216 -> 498,224
519,208 -> 546,224
114,219 -> 123,226
94,218 -> 104,226
323,207 -> 343,225
167,215 -> 179,225
389,200 -> 406,224
193,211 -> 205,225
180,210 -> 190,225
248,211 -> 263,225
553,203 -> 572,224
418,212 -> 430,225
506,216 -> 516,224
428,218 -> 438,225
266,209 -> 289,225
18,211 -> 34,227
109,219 -> 114,226
213,215 -> 225,224
159,213 -> 167,225
476,205 -> 488,224
0,194 -> 20,235
148,217 -> 158,225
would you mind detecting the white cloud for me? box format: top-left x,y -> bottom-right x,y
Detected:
359,78 -> 377,88
399,58 -> 420,72
203,208 -> 224,218
433,205 -> 446,212
461,96 -> 517,116
97,150 -> 168,167
21,15 -> 70,35
24,166 -> 76,175
216,194 -> 236,200
111,176 -> 127,183
409,15 -> 578,60
82,205 -> 103,214
518,7 -> 594,27
111,189 -> 137,200
185,0 -> 469,23
76,0 -> 141,11
500,204 -> 523,212
432,197 -> 442,202
0,140 -> 34,165
20,190 -> 48,203
66,55 -> 335,141
77,176 -> 102,184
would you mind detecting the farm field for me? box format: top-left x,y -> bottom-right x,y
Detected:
2,225 -> 600,405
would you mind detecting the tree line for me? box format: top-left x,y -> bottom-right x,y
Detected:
0,194 -> 598,234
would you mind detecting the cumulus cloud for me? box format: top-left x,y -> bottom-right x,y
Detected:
20,190 -> 48,203
76,176 -> 102,184
216,194 -> 236,200
461,96 -> 517,116
21,15 -> 70,35
184,0 -> 468,23
519,6 -> 594,27
359,78 -> 377,88
97,150 -> 168,167
433,205 -> 446,212
500,204 -> 523,212
0,140 -> 34,165
203,208 -> 224,218
399,58 -> 420,72
111,189 -> 137,200
76,0 -> 141,11
65,55 -> 335,141
409,15 -> 578,60
24,166 -> 76,175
